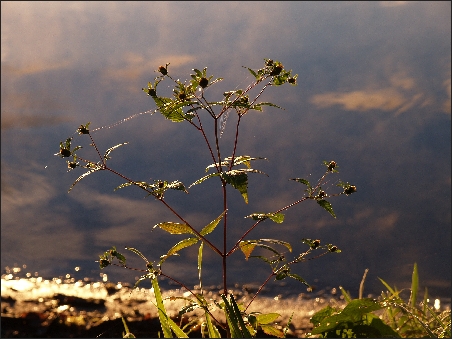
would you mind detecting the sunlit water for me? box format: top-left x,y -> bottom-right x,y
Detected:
2,264 -> 450,337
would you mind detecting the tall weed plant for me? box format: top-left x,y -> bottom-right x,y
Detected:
57,59 -> 358,337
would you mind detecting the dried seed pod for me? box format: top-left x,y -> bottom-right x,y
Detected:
344,185 -> 357,195
60,149 -> 71,158
199,77 -> 209,88
146,88 -> 157,97
158,65 -> 168,75
178,92 -> 187,101
270,64 -> 283,76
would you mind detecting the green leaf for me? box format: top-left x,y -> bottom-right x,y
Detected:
287,273 -> 311,288
250,102 -> 284,111
275,270 -> 288,280
68,169 -> 98,193
410,262 -> 419,308
311,299 -> 383,335
205,312 -> 221,338
221,170 -> 250,204
189,172 -> 221,187
199,210 -> 226,236
377,277 -> 397,296
104,142 -> 128,160
245,212 -> 285,224
166,237 -> 199,256
153,96 -> 195,122
260,324 -> 285,338
221,294 -> 252,338
125,247 -> 150,264
192,68 -> 203,77
151,277 -> 173,338
317,199 -> 336,218
198,242 -> 203,290
310,305 -> 337,327
150,277 -> 189,338
154,222 -> 194,235
239,241 -> 257,260
221,295 -> 243,338
255,313 -> 281,325
247,67 -> 258,79
167,180 -> 188,193
290,178 -> 312,188
259,238 -> 292,252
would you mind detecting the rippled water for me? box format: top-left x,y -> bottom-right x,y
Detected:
2,263 -> 450,337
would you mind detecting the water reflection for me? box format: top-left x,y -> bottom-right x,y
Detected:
1,1 -> 450,302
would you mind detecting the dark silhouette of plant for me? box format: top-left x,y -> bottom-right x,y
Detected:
56,59 -> 357,337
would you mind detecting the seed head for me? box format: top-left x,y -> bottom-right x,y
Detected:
199,77 -> 209,88
327,161 -> 336,171
158,65 -> 168,75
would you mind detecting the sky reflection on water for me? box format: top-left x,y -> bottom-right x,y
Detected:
1,1 -> 450,299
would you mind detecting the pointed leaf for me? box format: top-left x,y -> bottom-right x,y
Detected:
251,102 -> 284,111
166,237 -> 199,256
291,178 -> 312,188
167,180 -> 188,193
199,210 -> 226,236
155,222 -> 194,235
246,213 -> 284,223
255,313 -> 281,325
239,241 -> 257,260
114,182 -> 134,191
126,247 -> 150,264
205,312 -> 221,338
410,262 -> 419,308
287,273 -> 311,287
221,170 -> 249,203
259,238 -> 292,252
268,213 -> 285,223
68,169 -> 97,192
151,277 -> 174,338
198,242 -> 203,289
189,172 -> 221,188
317,199 -> 336,218
260,324 -> 285,338
247,67 -> 258,79
104,142 -> 128,160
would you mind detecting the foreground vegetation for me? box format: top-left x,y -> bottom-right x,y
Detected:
56,59 -> 449,337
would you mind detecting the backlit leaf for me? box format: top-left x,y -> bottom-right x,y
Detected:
166,237 -> 199,256
317,199 -> 336,218
239,241 -> 257,260
189,172 -> 221,187
260,324 -> 284,338
245,212 -> 285,224
255,313 -> 281,325
155,222 -> 194,235
200,210 -> 226,236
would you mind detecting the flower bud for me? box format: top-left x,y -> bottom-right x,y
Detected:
312,239 -> 321,249
344,185 -> 357,195
327,161 -> 336,171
